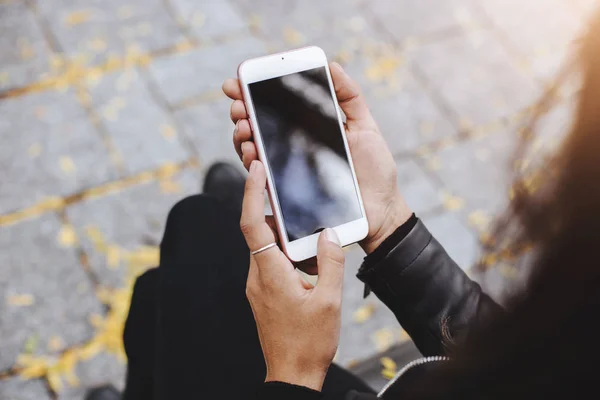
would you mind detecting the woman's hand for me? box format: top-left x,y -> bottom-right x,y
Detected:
241,160 -> 345,391
223,62 -> 412,259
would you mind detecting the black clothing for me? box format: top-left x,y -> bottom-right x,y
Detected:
123,195 -> 500,399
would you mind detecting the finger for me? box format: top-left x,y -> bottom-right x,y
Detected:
230,100 -> 248,123
240,160 -> 275,249
329,62 -> 377,131
234,119 -> 252,158
265,216 -> 280,242
241,141 -> 258,171
222,78 -> 243,100
314,229 -> 345,299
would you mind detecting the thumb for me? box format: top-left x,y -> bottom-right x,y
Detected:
329,62 -> 377,130
314,229 -> 345,298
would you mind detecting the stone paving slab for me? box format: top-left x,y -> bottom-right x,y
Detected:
0,1 -> 52,91
57,352 -> 125,400
409,29 -> 540,126
65,168 -> 200,288
148,37 -> 267,107
0,89 -> 117,215
0,377 -> 51,400
174,98 -> 241,168
395,159 -> 443,214
237,0 -> 369,53
429,127 -> 516,223
478,0 -> 584,81
87,67 -> 190,175
369,0 -> 482,40
0,213 -> 102,371
423,211 -> 479,270
171,0 -> 248,39
36,0 -> 184,65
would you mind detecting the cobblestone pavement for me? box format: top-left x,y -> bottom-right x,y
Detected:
0,0 -> 593,397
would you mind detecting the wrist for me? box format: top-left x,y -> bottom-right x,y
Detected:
266,364 -> 327,392
361,196 -> 412,255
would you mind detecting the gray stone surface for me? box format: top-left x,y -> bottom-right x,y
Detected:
37,0 -> 184,65
423,211 -> 479,270
370,0 -> 483,40
0,1 -> 52,91
148,37 -> 267,106
0,377 -> 51,400
65,168 -> 199,288
343,53 -> 457,154
478,0 -> 583,80
409,29 -> 540,126
174,98 -> 242,168
0,89 -> 116,214
396,159 -> 442,214
0,214 -> 102,371
171,0 -> 248,39
57,352 -> 125,399
0,0 -> 584,388
87,68 -> 190,175
431,127 -> 516,219
236,0 -> 369,52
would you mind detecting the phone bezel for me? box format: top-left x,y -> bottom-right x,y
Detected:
238,46 -> 368,262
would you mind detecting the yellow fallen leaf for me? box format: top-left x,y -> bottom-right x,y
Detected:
161,124 -> 176,140
372,328 -> 395,352
160,179 -> 182,194
282,27 -> 305,46
106,245 -> 121,269
86,225 -> 107,252
192,12 -> 206,27
346,359 -> 359,368
7,294 -> 35,306
28,142 -> 42,158
117,5 -> 134,20
440,191 -> 464,211
0,71 -> 8,85
18,38 -> 34,60
468,210 -> 490,230
382,368 -> 397,380
365,55 -> 402,83
48,336 -> 66,352
156,163 -> 180,179
23,334 -> 40,354
59,156 -> 76,174
65,10 -> 92,27
380,356 -> 397,371
248,14 -> 262,30
352,303 -> 376,324
498,264 -> 519,279
88,313 -> 104,328
47,369 -> 63,393
480,253 -> 497,268
175,40 -> 194,53
127,246 -> 159,268
137,22 -> 152,36
399,329 -> 410,342
87,38 -> 107,52
58,224 -> 77,247
19,358 -> 49,379
419,121 -> 434,136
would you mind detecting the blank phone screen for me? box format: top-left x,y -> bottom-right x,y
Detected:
249,66 -> 362,241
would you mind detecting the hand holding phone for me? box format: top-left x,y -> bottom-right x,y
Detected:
224,47 -> 412,263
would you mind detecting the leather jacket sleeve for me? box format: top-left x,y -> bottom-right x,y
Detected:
357,220 -> 502,356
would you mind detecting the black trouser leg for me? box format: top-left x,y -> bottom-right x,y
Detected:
123,195 -> 374,399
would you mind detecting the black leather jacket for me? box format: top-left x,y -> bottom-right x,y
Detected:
257,219 -> 502,400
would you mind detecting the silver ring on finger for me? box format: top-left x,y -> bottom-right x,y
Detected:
251,242 -> 277,256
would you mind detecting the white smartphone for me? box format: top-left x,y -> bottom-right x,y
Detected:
238,46 -> 368,262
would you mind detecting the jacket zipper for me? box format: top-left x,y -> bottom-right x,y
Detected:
377,356 -> 449,398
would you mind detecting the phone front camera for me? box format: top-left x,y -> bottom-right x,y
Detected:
281,57 -> 284,60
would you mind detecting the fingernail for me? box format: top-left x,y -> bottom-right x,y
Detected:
323,228 -> 341,246
250,160 -> 258,173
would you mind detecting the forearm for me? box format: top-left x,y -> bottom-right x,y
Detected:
358,220 -> 502,355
